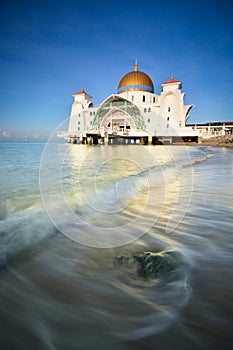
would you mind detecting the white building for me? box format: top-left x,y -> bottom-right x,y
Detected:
188,121 -> 233,138
60,61 -> 200,144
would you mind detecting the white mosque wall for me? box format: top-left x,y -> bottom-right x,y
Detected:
119,91 -> 159,106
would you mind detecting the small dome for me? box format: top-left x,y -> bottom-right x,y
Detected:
118,61 -> 154,94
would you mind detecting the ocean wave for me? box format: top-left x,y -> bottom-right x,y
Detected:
0,204 -> 54,268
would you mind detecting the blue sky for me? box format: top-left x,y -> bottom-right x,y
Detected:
0,0 -> 232,139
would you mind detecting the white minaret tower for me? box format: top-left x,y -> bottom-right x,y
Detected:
160,75 -> 194,129
68,88 -> 93,135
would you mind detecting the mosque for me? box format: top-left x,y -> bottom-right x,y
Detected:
60,61 -> 201,144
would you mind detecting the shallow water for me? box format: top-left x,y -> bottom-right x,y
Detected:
0,142 -> 232,349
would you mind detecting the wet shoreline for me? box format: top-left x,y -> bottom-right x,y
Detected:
184,135 -> 233,148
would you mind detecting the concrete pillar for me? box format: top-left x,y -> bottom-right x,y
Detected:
222,123 -> 225,135
87,137 -> 91,145
140,137 -> 145,144
148,135 -> 152,145
104,137 -> 109,144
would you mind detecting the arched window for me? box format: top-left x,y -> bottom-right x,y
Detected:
179,121 -> 182,127
132,95 -> 134,102
168,107 -> 171,112
167,117 -> 170,121
153,97 -> 155,103
90,112 -> 92,116
144,108 -> 147,113
147,118 -> 150,123
148,108 -> 151,112
142,95 -> 145,102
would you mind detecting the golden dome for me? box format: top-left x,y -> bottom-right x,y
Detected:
118,61 -> 154,94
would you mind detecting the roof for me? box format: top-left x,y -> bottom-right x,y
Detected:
162,75 -> 181,85
187,122 -> 233,127
72,88 -> 92,98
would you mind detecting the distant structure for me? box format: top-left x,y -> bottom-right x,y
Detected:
58,62 -> 232,144
187,121 -> 233,138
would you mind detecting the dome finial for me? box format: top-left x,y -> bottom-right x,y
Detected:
134,59 -> 138,71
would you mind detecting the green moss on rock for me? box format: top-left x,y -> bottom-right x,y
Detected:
114,249 -> 184,278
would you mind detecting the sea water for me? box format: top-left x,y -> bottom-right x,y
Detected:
0,141 -> 232,350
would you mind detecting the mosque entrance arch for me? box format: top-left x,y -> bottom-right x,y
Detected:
93,95 -> 146,135
101,108 -> 136,135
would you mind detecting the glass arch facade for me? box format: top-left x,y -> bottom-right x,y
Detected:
93,96 -> 146,130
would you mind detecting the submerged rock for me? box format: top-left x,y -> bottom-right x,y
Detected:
114,249 -> 184,278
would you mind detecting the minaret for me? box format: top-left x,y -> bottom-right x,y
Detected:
68,88 -> 93,134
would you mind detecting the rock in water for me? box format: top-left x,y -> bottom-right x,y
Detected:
114,249 -> 184,278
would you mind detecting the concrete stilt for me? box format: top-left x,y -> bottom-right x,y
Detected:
148,135 -> 152,145
140,137 -> 145,145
